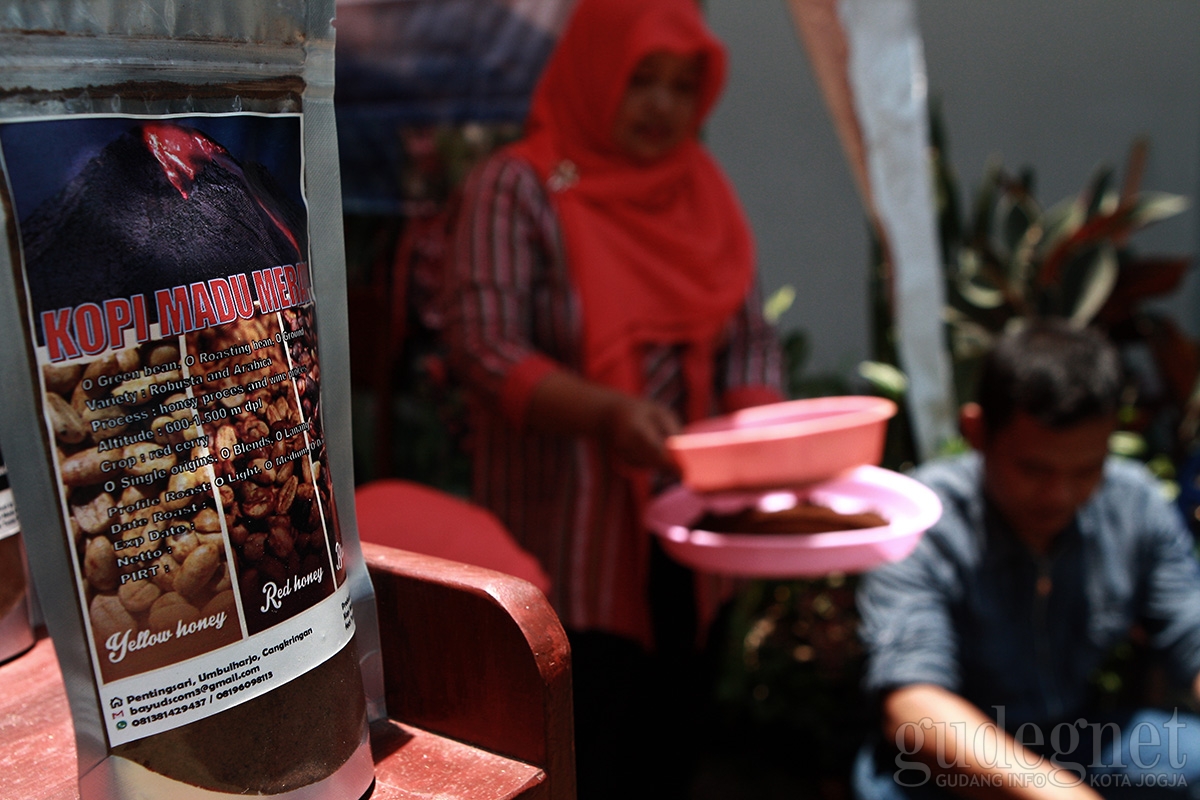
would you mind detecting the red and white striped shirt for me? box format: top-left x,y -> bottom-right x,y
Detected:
443,152 -> 783,646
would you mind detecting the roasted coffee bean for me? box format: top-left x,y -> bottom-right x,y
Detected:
229,524 -> 250,546
43,363 -> 83,396
267,518 -> 294,559
91,593 -> 137,643
145,344 -> 180,368
84,536 -> 120,592
171,531 -> 200,563
274,476 -> 298,515
242,533 -> 267,562
73,492 -> 116,536
175,544 -> 221,598
47,391 -> 88,445
44,343 -> 228,638
62,448 -> 107,487
241,485 -> 274,520
178,312 -> 338,611
118,580 -> 162,614
193,508 -> 222,533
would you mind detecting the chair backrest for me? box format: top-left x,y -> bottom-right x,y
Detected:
365,543 -> 575,800
356,478 -> 551,593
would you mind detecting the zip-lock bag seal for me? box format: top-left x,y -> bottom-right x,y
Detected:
0,2 -> 384,797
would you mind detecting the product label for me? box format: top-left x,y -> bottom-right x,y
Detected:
0,466 -> 18,542
0,114 -> 352,745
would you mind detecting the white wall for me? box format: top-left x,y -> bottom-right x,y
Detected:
707,0 -> 868,378
706,0 -> 1200,378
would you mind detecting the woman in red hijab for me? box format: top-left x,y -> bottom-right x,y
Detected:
444,0 -> 782,794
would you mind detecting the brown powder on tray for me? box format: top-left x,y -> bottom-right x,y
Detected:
694,502 -> 887,535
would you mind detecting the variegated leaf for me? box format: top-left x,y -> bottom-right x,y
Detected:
953,249 -> 1006,309
763,284 -> 795,325
1068,244 -> 1119,327
857,361 -> 909,399
1128,192 -> 1189,229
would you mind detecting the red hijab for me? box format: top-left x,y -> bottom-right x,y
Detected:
508,0 -> 755,423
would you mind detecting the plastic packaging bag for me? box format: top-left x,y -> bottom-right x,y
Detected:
0,449 -> 35,665
0,1 -> 382,797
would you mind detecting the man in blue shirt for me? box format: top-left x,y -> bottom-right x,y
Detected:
853,320 -> 1200,799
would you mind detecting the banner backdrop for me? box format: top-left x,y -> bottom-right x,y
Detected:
334,0 -> 575,212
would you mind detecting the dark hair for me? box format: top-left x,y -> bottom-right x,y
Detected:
975,319 -> 1122,433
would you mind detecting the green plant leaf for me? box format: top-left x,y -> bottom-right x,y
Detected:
938,435 -> 970,457
1037,206 -> 1140,290
999,192 -> 1038,259
945,312 -> 994,360
928,97 -> 949,152
764,284 -> 796,325
1038,197 -> 1084,251
857,361 -> 908,399
952,248 -> 1006,309
1010,218 -> 1044,291
1003,193 -> 1032,251
783,329 -> 810,371
1082,165 -> 1114,219
1108,430 -> 1146,458
1016,167 -> 1035,195
1128,191 -> 1190,229
969,159 -> 1003,246
1067,244 -> 1119,327
1146,453 -> 1176,481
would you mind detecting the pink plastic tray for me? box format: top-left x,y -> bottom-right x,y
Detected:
667,396 -> 897,492
644,465 -> 942,578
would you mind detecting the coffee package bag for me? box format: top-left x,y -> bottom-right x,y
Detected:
0,449 -> 35,665
0,1 -> 384,797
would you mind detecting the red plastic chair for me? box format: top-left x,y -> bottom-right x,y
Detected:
355,479 -> 551,594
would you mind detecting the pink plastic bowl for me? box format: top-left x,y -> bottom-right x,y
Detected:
644,465 -> 942,578
667,396 -> 897,492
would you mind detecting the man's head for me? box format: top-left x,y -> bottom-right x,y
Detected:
960,320 -> 1123,552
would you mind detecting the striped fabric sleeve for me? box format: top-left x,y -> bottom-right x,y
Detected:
716,277 -> 785,412
443,154 -> 566,427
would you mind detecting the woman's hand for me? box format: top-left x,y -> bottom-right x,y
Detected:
526,370 -> 682,470
597,394 -> 681,470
